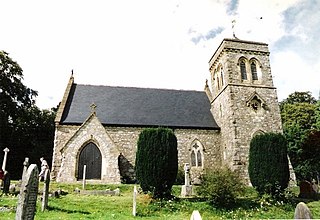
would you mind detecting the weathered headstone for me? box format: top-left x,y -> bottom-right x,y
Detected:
190,210 -> 202,220
41,169 -> 50,212
294,202 -> 313,219
299,180 -> 317,199
16,164 -> 39,220
132,185 -> 137,216
181,163 -> 193,197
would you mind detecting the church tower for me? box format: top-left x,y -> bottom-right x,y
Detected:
206,38 -> 283,182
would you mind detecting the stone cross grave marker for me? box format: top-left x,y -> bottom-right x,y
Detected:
16,164 -> 39,220
2,147 -> 9,171
294,202 -> 313,219
41,169 -> 50,212
181,163 -> 193,197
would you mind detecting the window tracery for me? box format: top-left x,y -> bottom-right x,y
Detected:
190,141 -> 204,168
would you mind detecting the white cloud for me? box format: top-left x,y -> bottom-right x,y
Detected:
0,0 -> 319,109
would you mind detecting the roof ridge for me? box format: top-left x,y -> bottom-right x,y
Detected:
75,83 -> 205,93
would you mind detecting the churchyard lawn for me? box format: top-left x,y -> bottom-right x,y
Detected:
1,182 -> 320,219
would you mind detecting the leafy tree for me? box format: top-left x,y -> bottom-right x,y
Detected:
280,91 -> 319,182
293,130 -> 320,181
197,167 -> 245,208
0,51 -> 56,179
315,101 -> 320,130
248,133 -> 289,197
135,128 -> 178,199
0,51 -> 37,148
280,91 -> 316,110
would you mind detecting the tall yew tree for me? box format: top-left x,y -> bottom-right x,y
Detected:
248,132 -> 289,197
135,128 -> 178,199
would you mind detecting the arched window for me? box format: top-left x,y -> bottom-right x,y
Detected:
240,60 -> 247,80
251,61 -> 258,80
190,141 -> 204,168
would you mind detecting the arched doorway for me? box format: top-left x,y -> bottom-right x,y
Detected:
77,142 -> 102,180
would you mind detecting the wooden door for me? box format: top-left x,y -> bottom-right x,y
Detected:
78,142 -> 102,180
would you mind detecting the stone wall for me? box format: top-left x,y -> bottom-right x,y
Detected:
52,114 -> 222,184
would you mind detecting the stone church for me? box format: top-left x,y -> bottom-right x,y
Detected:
51,38 -> 283,184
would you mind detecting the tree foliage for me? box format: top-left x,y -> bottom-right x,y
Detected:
248,133 -> 289,196
280,91 -> 316,110
135,128 -> 178,199
315,101 -> 320,130
280,91 -> 320,182
293,130 -> 320,181
0,51 -> 55,179
0,51 -> 37,148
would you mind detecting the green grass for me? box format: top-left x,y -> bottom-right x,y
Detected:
0,182 -> 319,219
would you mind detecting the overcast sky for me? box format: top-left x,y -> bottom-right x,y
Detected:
1,0 -> 319,109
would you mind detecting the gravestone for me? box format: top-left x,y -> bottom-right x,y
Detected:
294,202 -> 313,219
190,210 -> 202,220
16,164 -> 39,220
181,163 -> 193,197
299,180 -> 317,199
41,169 -> 50,211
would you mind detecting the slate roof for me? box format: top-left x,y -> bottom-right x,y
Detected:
60,84 -> 219,130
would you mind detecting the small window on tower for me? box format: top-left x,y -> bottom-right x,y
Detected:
240,60 -> 247,80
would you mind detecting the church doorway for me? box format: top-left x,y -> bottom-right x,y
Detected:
77,142 -> 102,180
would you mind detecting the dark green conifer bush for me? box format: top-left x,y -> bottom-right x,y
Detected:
135,128 -> 178,198
248,132 -> 290,197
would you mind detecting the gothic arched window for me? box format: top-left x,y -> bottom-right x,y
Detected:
190,141 -> 204,168
251,61 -> 258,80
240,60 -> 247,80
